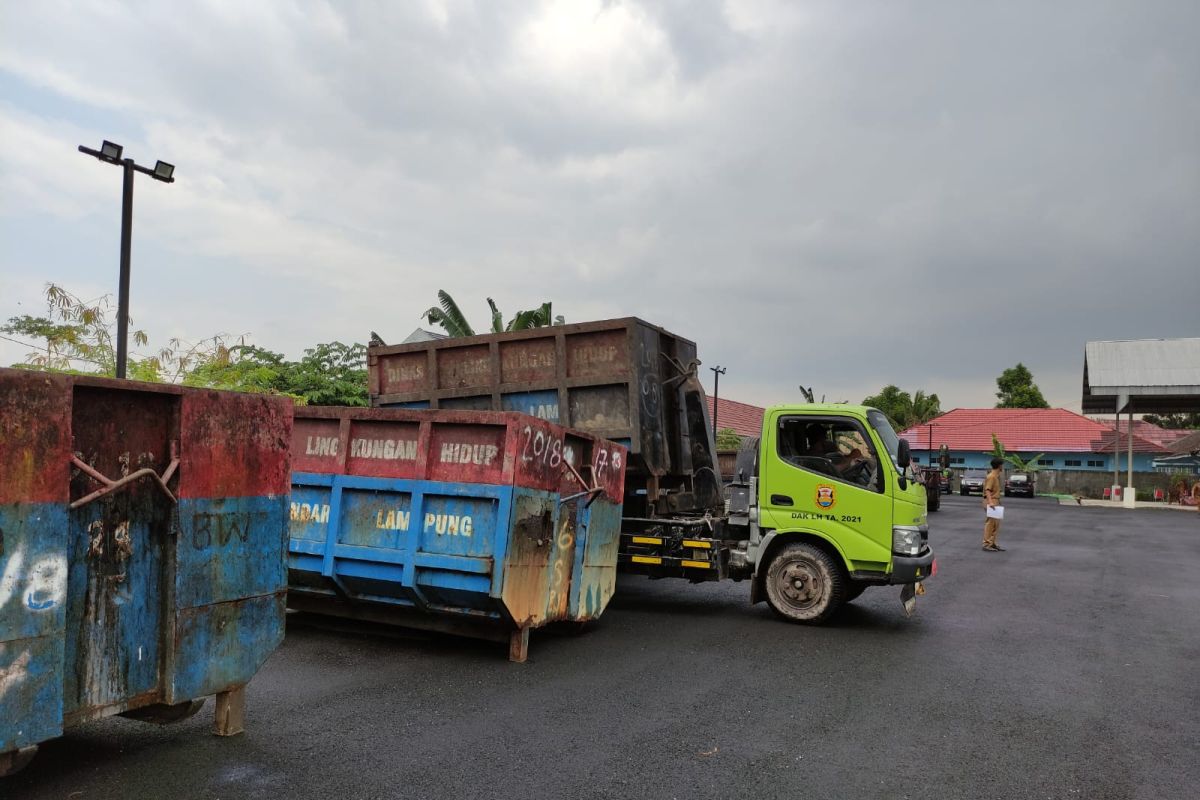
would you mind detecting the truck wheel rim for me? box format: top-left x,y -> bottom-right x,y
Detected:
779,561 -> 823,609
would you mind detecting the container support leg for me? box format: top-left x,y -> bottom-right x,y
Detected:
508,626 -> 530,663
213,686 -> 246,737
0,746 -> 38,778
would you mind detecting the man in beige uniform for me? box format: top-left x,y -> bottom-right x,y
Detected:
983,457 -> 1006,552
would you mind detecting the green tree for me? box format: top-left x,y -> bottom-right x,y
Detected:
5,283 -> 368,406
861,385 -> 942,430
286,342 -> 368,406
3,283 -> 226,381
183,342 -> 368,406
182,345 -> 287,394
995,363 -> 1049,408
715,427 -> 742,449
862,385 -> 912,429
424,290 -> 561,338
989,434 -> 1044,473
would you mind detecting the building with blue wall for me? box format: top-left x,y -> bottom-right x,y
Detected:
899,408 -> 1169,473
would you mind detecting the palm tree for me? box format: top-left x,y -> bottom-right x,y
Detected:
861,385 -> 941,430
910,390 -> 941,426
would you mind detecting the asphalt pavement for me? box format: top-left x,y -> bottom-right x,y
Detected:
9,495 -> 1200,799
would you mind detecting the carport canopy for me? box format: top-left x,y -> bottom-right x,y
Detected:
1081,338 -> 1200,414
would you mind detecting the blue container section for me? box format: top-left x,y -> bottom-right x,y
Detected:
288,473 -> 623,629
1,496 -> 287,756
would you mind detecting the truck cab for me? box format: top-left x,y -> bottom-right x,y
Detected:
730,404 -> 934,622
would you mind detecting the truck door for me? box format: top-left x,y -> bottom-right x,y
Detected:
761,414 -> 893,569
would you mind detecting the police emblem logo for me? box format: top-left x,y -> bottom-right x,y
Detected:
815,484 -> 837,509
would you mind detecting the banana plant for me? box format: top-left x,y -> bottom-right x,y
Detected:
424,291 -> 561,338
422,290 -> 475,337
989,434 -> 1044,472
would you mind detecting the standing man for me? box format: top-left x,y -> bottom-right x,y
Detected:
983,457 -> 1006,552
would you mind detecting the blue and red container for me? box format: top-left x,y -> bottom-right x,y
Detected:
287,406 -> 627,661
0,369 -> 291,776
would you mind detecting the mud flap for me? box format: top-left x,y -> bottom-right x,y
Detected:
900,582 -> 917,617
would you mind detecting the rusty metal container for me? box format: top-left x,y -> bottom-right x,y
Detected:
287,406 -> 626,661
0,369 -> 291,776
368,318 -> 721,516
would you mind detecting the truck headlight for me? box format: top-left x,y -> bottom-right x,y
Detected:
892,525 -> 924,556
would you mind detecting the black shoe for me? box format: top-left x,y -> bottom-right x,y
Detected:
991,545 -> 1006,551
982,545 -> 996,551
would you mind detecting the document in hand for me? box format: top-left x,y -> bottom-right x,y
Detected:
986,505 -> 1005,520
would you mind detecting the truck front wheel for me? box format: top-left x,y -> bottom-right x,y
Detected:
764,543 -> 845,623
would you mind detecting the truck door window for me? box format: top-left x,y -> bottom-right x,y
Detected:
776,417 -> 882,492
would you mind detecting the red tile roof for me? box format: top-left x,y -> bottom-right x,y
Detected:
900,408 -> 1169,454
706,396 -> 765,438
1086,418 -> 1191,447
1168,430 -> 1200,454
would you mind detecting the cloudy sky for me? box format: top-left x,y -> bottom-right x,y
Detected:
1,0 -> 1197,411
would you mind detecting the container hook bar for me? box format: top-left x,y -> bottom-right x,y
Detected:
660,354 -> 700,388
559,458 -> 604,508
69,445 -> 180,510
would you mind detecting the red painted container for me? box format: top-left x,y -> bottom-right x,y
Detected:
0,368 -> 291,776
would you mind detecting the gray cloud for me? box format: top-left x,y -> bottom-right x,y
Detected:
1,0 -> 1196,411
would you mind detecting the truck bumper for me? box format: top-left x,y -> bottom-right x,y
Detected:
890,549 -> 935,584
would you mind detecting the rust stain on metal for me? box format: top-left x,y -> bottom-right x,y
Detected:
501,495 -> 555,628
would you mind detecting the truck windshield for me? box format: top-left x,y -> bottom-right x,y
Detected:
866,410 -> 901,466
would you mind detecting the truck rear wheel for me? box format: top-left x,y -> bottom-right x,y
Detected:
764,543 -> 845,623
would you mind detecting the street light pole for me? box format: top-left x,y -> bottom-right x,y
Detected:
78,140 -> 175,379
117,160 -> 135,379
710,365 -> 726,441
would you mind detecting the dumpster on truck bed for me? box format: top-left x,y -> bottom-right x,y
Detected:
368,317 -> 721,519
0,368 -> 291,777
287,406 -> 627,662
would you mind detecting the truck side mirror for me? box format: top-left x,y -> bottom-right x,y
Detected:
896,440 -> 910,490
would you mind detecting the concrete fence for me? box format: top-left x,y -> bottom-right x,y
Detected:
1029,469 -> 1181,499
941,467 -> 1189,499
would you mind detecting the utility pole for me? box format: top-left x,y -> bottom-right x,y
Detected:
710,365 -> 726,440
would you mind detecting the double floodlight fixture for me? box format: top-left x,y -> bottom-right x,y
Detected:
78,140 -> 176,183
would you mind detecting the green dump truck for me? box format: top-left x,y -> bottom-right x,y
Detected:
368,318 -> 934,622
